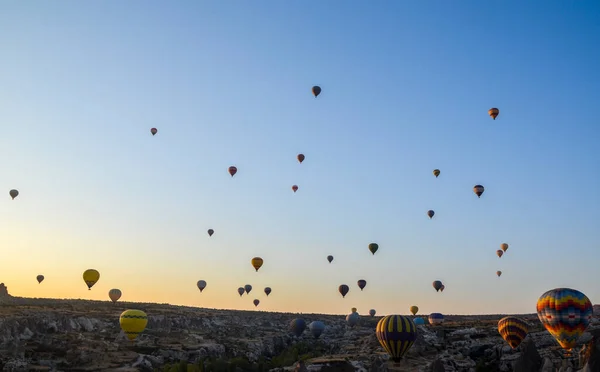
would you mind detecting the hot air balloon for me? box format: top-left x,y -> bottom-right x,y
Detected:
536,288 -> 593,353
237,287 -> 245,297
428,313 -> 444,325
119,309 -> 148,341
290,318 -> 306,337
496,271 -> 502,277
208,229 -> 214,237
309,321 -> 325,339
368,243 -> 379,255
501,243 -> 508,252
9,189 -> 18,200
346,312 -> 360,327
498,316 -> 529,349
312,86 -> 321,97
253,299 -> 260,307
369,309 -> 376,317
297,154 -> 305,163
432,281 -> 443,292
414,317 -> 425,325
376,315 -> 417,363
351,307 -> 357,313
251,257 -> 263,272
292,185 -> 298,193
410,306 -> 419,316
440,285 -> 445,292
327,255 -> 334,263
150,128 -> 157,135
83,269 -> 100,290
228,166 -> 237,177
338,284 -> 349,298
264,287 -> 271,296
197,280 -> 207,292
496,250 -> 504,258
109,288 -> 122,303
244,284 -> 252,294
357,279 -> 367,291
36,275 -> 44,284
473,185 -> 485,198
427,210 -> 435,219
433,169 -> 440,178
488,108 -> 499,120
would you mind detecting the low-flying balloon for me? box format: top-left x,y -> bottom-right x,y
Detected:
244,284 -> 252,294
36,275 -> 44,284
357,279 -> 367,291
312,86 -> 321,97
290,318 -> 306,337
253,299 -> 260,307
237,287 -> 245,297
498,316 -> 529,349
496,250 -> 504,258
427,210 -> 435,219
327,255 -> 333,263
473,185 -> 485,198
433,169 -> 440,178
83,269 -> 100,290
339,284 -> 349,298
109,288 -> 122,303
309,321 -> 325,339
150,128 -> 157,135
208,229 -> 214,237
119,309 -> 148,341
197,280 -> 207,292
432,280 -> 443,292
9,189 -> 18,200
537,288 -> 593,353
368,243 -> 379,255
410,306 -> 419,316
488,108 -> 499,120
414,317 -> 425,325
369,309 -> 376,317
292,185 -> 298,193
501,243 -> 508,252
297,154 -> 305,163
251,257 -> 263,272
346,312 -> 360,327
351,307 -> 357,313
429,313 -> 444,325
228,166 -> 237,177
264,287 -> 271,296
376,315 -> 417,363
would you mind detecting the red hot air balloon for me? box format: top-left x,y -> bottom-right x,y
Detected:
150,128 -> 157,135
228,166 -> 237,177
292,185 -> 298,193
297,154 -> 305,163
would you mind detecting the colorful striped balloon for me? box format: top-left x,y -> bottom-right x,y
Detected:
536,288 -> 593,351
498,316 -> 529,349
376,315 -> 417,362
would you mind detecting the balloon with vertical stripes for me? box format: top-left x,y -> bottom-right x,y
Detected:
375,315 -> 417,363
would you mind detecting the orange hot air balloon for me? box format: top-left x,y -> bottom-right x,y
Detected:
297,154 -> 305,163
292,185 -> 298,193
150,128 -> 157,135
228,166 -> 237,177
251,257 -> 264,272
488,108 -> 499,120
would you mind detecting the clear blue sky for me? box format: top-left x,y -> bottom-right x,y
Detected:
0,1 -> 599,315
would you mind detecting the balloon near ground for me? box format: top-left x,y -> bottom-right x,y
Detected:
498,316 -> 529,349
410,306 -> 419,315
376,315 -> 417,363
109,288 -> 122,303
290,318 -> 306,337
119,309 -> 148,341
429,313 -> 444,325
308,321 -> 325,339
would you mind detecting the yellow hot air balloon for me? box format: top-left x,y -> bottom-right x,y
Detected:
351,307 -> 357,313
119,309 -> 148,341
251,257 -> 263,272
83,269 -> 100,290
488,108 -> 499,120
410,305 -> 419,315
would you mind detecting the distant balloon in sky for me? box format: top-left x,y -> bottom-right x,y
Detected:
312,86 -> 321,97
251,257 -> 263,272
498,316 -> 529,349
150,128 -> 157,135
473,185 -> 485,198
339,284 -> 349,298
368,243 -> 379,255
501,243 -> 509,252
357,279 -> 367,291
36,275 -> 44,284
207,229 -> 214,237
432,281 -> 443,292
427,210 -> 435,219
197,280 -> 207,292
109,288 -> 122,303
488,108 -> 499,120
369,309 -> 376,317
228,166 -> 237,177
496,250 -> 504,258
237,287 -> 245,297
244,284 -> 252,294
9,189 -> 18,200
309,321 -> 325,339
433,169 -> 440,178
410,306 -> 419,316
264,287 -> 271,296
292,185 -> 298,193
253,299 -> 260,307
496,271 -> 502,277
327,255 -> 334,263
376,315 -> 417,363
297,154 -> 305,163
440,285 -> 445,292
290,318 -> 306,337
120,309 -> 148,341
83,269 -> 100,290
351,307 -> 357,313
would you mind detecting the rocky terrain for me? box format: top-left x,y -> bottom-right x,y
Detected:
0,283 -> 599,372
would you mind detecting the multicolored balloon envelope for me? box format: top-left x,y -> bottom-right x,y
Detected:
536,288 -> 593,352
498,316 -> 529,349
376,315 -> 417,363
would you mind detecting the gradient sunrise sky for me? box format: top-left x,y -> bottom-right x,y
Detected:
1,1 -> 599,316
